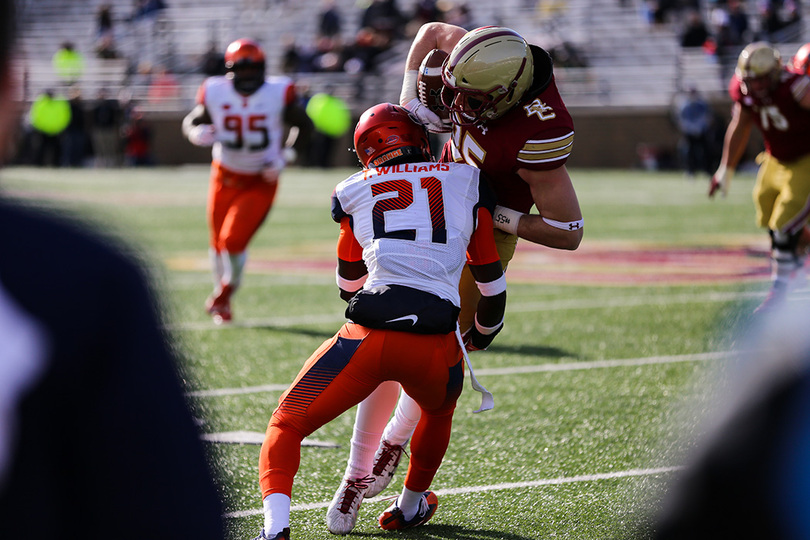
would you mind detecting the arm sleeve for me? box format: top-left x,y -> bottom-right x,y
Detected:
466,208 -> 501,266
194,81 -> 206,106
284,82 -> 296,106
337,217 -> 364,262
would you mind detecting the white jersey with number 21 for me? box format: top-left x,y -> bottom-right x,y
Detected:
332,161 -> 487,307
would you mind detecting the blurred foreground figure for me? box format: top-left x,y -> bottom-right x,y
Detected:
0,2 -> 225,538
656,302 -> 810,539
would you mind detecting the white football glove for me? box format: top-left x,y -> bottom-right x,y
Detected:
282,146 -> 297,165
709,165 -> 733,198
402,98 -> 451,134
187,124 -> 216,147
262,165 -> 280,184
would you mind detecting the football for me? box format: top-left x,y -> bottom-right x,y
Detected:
417,49 -> 450,120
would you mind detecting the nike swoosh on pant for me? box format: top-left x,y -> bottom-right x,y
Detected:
385,314 -> 418,325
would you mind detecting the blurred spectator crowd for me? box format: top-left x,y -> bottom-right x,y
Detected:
671,0 -> 803,54
279,0 -> 475,75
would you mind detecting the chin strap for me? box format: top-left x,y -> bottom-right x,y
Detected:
455,323 -> 494,413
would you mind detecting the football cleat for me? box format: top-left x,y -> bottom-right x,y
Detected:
365,440 -> 407,498
325,475 -> 375,535
753,282 -> 788,315
252,528 -> 290,540
205,283 -> 233,324
378,491 -> 438,530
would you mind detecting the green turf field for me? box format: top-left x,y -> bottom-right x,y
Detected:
0,165 -> 774,539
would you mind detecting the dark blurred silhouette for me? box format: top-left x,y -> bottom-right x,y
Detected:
0,2 -> 225,538
656,302 -> 810,539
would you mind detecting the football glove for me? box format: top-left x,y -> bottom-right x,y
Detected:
402,98 -> 451,134
188,124 -> 216,146
462,322 -> 503,352
262,164 -> 280,184
709,165 -> 733,198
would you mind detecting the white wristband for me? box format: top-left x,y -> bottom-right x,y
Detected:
492,205 -> 524,235
474,313 -> 504,335
400,70 -> 419,106
336,268 -> 367,293
542,216 -> 583,231
476,274 -> 507,297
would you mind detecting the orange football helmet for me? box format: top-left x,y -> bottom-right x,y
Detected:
354,103 -> 432,168
224,38 -> 266,95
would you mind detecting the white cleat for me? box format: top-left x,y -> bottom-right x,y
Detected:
365,440 -> 407,498
326,475 -> 374,535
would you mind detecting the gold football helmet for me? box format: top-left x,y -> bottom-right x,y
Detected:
440,26 -> 534,125
735,42 -> 782,97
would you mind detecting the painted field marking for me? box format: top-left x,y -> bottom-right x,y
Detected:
223,465 -> 682,518
188,351 -> 731,399
171,289 -> 765,332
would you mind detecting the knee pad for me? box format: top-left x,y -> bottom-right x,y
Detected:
771,229 -> 801,253
770,230 -> 803,267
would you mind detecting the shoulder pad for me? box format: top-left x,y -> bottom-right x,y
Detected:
525,45 -> 554,99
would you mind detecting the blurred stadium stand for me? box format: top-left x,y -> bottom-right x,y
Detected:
13,0 -> 809,167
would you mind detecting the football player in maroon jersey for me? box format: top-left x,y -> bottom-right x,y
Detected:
709,42 -> 810,313
327,23 -> 584,533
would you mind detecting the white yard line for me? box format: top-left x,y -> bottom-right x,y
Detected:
189,351 -> 731,398
475,351 -> 732,376
170,289 -> 765,332
223,466 -> 682,518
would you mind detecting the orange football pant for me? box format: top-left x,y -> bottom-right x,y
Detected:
259,322 -> 463,499
207,161 -> 278,253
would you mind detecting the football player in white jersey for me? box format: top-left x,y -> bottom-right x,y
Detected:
182,38 -> 311,324
328,23 -> 584,533
253,103 -> 506,539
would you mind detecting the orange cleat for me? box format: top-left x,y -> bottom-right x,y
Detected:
378,491 -> 437,530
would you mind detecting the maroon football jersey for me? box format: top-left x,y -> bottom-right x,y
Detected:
729,70 -> 810,162
439,76 -> 574,213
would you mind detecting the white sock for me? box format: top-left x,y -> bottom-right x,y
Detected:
262,493 -> 290,536
209,248 -> 224,287
382,392 -> 421,446
224,250 -> 247,289
345,428 -> 383,480
345,381 -> 400,479
397,487 -> 423,521
773,248 -> 799,287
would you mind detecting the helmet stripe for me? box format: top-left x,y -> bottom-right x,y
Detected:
449,28 -> 524,69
